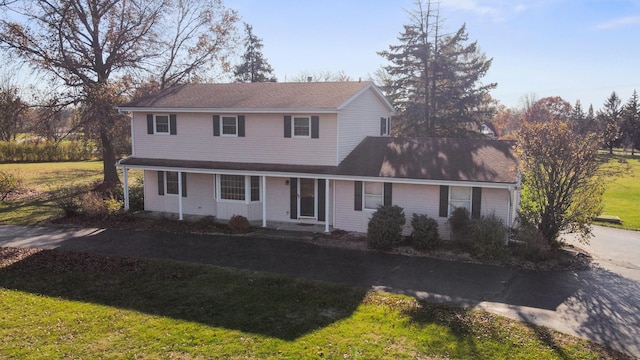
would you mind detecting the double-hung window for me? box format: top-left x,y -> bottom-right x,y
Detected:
165,171 -> 179,195
293,117 -> 310,138
158,171 -> 186,197
449,186 -> 472,215
219,175 -> 261,202
364,182 -> 384,210
222,116 -> 238,136
155,115 -> 170,134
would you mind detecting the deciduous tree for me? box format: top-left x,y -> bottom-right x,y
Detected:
0,0 -> 238,184
378,0 -> 496,137
518,120 -> 604,246
0,81 -> 28,141
522,96 -> 571,123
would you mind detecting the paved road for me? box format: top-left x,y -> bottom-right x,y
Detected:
564,225 -> 640,282
0,224 -> 639,358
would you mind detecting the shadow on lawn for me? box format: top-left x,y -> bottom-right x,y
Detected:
0,248 -> 367,341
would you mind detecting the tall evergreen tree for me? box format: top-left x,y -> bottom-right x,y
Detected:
622,90 -> 640,155
234,23 -> 276,83
378,0 -> 496,137
598,91 -> 623,154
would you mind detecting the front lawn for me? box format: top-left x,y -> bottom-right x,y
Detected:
0,248 -> 629,359
597,155 -> 640,230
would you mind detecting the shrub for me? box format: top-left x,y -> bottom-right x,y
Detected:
228,215 -> 251,234
410,213 -> 440,250
0,171 -> 22,201
128,175 -> 145,211
104,196 -> 123,215
367,205 -> 406,250
448,207 -> 472,247
470,213 -> 508,260
512,215 -> 550,262
52,185 -> 86,216
80,191 -> 108,217
0,140 -> 95,163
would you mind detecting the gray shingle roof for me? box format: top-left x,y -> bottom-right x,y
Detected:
121,81 -> 374,110
337,137 -> 518,183
120,137 -> 518,184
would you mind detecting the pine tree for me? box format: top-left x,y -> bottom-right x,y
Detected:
598,92 -> 623,154
622,90 -> 640,155
378,0 -> 496,137
234,23 -> 276,83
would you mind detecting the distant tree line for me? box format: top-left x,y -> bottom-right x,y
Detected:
491,91 -> 640,154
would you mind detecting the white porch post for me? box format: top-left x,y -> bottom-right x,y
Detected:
178,171 -> 184,220
123,167 -> 130,211
262,176 -> 267,228
325,178 -> 330,233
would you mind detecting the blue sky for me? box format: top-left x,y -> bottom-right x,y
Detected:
227,0 -> 640,109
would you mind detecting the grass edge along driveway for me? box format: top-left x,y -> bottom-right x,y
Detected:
0,248 -> 630,359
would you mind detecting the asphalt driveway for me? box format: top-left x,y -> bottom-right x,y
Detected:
1,224 -> 639,357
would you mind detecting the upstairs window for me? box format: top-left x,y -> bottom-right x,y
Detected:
213,115 -> 245,137
147,114 -> 177,135
155,115 -> 169,134
222,116 -> 238,136
380,117 -> 390,136
284,115 -> 319,138
293,117 -> 310,137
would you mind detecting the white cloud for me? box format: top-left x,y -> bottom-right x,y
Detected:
594,15 -> 640,30
441,0 -> 534,21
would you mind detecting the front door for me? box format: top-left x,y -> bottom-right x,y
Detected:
299,178 -> 316,218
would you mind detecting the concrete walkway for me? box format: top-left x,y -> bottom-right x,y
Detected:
1,224 -> 639,358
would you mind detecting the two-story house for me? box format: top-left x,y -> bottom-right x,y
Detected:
118,81 -> 520,238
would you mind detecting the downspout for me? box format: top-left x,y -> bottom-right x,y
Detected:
325,178 -> 330,233
178,171 -> 183,220
123,167 -> 130,210
262,176 -> 267,228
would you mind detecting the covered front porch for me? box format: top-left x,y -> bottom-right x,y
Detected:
118,159 -> 335,233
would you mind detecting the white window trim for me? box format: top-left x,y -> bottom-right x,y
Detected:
216,174 -> 261,204
221,115 -> 238,137
363,181 -> 384,211
382,117 -> 391,136
449,186 -> 472,216
163,171 -> 180,196
292,116 -> 311,138
154,114 -> 170,135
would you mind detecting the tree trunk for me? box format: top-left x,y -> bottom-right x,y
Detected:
100,128 -> 120,185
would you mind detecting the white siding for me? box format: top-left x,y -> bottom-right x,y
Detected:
334,180 -> 513,240
337,88 -> 393,162
133,113 -> 338,166
143,171 -> 216,216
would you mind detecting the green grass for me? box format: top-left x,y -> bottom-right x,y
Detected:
597,155 -> 640,230
0,249 -> 628,359
0,161 -> 114,225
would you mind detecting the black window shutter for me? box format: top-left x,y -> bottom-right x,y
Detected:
380,117 -> 386,136
318,179 -> 326,222
289,178 -> 297,219
354,181 -> 363,211
238,115 -> 245,137
472,187 -> 482,219
147,114 -> 154,134
157,171 -> 165,196
311,116 -> 319,138
169,114 -> 177,135
284,116 -> 292,138
439,185 -> 449,217
213,115 -> 220,136
181,172 -> 187,197
384,182 -> 392,206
